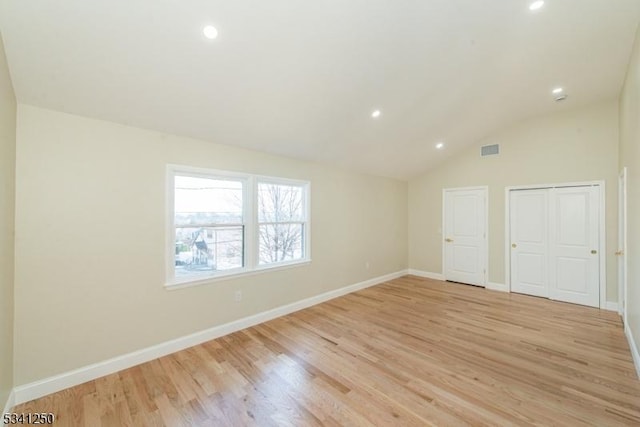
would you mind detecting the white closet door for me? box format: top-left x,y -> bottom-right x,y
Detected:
549,186 -> 600,307
510,190 -> 549,298
443,188 -> 486,286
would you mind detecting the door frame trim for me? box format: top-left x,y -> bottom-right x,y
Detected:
504,180 -> 606,309
442,186 -> 489,286
618,168 -> 628,321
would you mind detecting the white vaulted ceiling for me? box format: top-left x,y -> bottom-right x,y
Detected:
0,1 -> 639,179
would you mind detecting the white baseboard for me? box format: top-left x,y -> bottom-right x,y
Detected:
13,269 -> 408,405
407,269 -> 444,281
486,282 -> 508,292
2,389 -> 15,414
625,324 -> 640,380
605,301 -> 619,312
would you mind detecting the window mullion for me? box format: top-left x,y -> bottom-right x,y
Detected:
245,176 -> 257,270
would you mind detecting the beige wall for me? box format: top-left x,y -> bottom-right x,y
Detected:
13,105 -> 408,385
620,24 -> 640,358
0,33 -> 16,407
409,100 -> 619,302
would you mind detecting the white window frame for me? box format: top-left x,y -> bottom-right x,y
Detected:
166,165 -> 311,289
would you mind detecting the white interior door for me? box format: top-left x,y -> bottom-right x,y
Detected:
510,189 -> 549,298
549,186 -> 600,307
443,188 -> 486,286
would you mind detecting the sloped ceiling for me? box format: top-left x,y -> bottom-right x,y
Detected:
1,0 -> 639,179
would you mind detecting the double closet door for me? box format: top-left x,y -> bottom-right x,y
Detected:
509,185 -> 600,308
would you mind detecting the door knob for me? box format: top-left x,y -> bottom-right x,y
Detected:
615,250 -> 624,256
445,238 -> 453,243
591,250 -> 597,254
512,243 -> 517,248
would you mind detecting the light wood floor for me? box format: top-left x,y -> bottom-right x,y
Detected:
13,276 -> 640,426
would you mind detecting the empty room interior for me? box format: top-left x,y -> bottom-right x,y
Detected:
2,0 -> 640,425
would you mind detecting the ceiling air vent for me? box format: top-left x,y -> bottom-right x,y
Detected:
481,144 -> 499,157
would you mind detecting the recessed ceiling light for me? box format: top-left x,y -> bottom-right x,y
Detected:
371,110 -> 381,119
552,87 -> 564,94
529,1 -> 545,11
436,142 -> 444,149
203,25 -> 218,40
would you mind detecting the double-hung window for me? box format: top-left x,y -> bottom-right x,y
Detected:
167,166 -> 310,287
257,181 -> 307,266
172,174 -> 246,280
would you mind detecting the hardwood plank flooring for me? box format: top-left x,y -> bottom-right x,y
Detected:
12,276 -> 640,426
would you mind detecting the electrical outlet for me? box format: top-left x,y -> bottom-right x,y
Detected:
234,290 -> 242,302
365,261 -> 370,270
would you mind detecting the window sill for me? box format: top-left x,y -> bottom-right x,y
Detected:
165,259 -> 312,291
